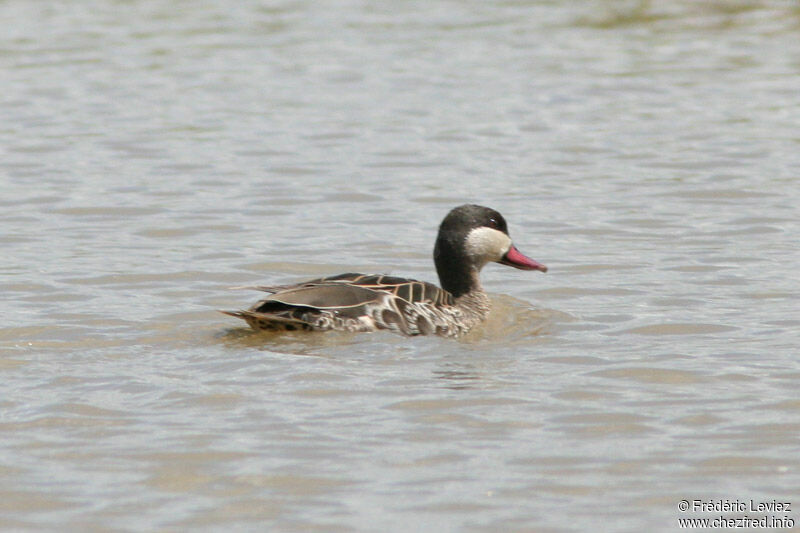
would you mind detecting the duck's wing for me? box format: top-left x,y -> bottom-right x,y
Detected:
234,273 -> 455,306
255,283 -> 386,311
222,282 -> 390,332
320,273 -> 455,306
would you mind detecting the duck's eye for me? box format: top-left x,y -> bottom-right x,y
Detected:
488,218 -> 499,229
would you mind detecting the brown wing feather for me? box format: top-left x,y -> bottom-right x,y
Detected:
245,273 -> 455,306
314,274 -> 455,306
254,284 -> 384,312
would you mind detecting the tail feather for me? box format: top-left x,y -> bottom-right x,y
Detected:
220,309 -> 313,331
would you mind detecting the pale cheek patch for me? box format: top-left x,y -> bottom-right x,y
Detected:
465,227 -> 512,265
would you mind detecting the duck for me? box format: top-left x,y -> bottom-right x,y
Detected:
222,204 -> 547,337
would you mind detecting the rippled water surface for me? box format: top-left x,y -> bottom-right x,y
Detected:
2,1 -> 799,530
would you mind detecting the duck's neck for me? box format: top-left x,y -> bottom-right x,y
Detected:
434,238 -> 481,298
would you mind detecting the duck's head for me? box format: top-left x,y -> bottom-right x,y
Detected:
434,204 -> 546,297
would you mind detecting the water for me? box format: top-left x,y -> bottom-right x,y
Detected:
2,1 -> 799,530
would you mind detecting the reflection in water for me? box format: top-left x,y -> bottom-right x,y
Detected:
433,368 -> 481,390
215,325 -> 368,357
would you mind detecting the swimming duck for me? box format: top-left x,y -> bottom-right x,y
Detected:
223,204 -> 547,337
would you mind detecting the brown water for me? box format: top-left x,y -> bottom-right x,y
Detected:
2,1 -> 799,531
